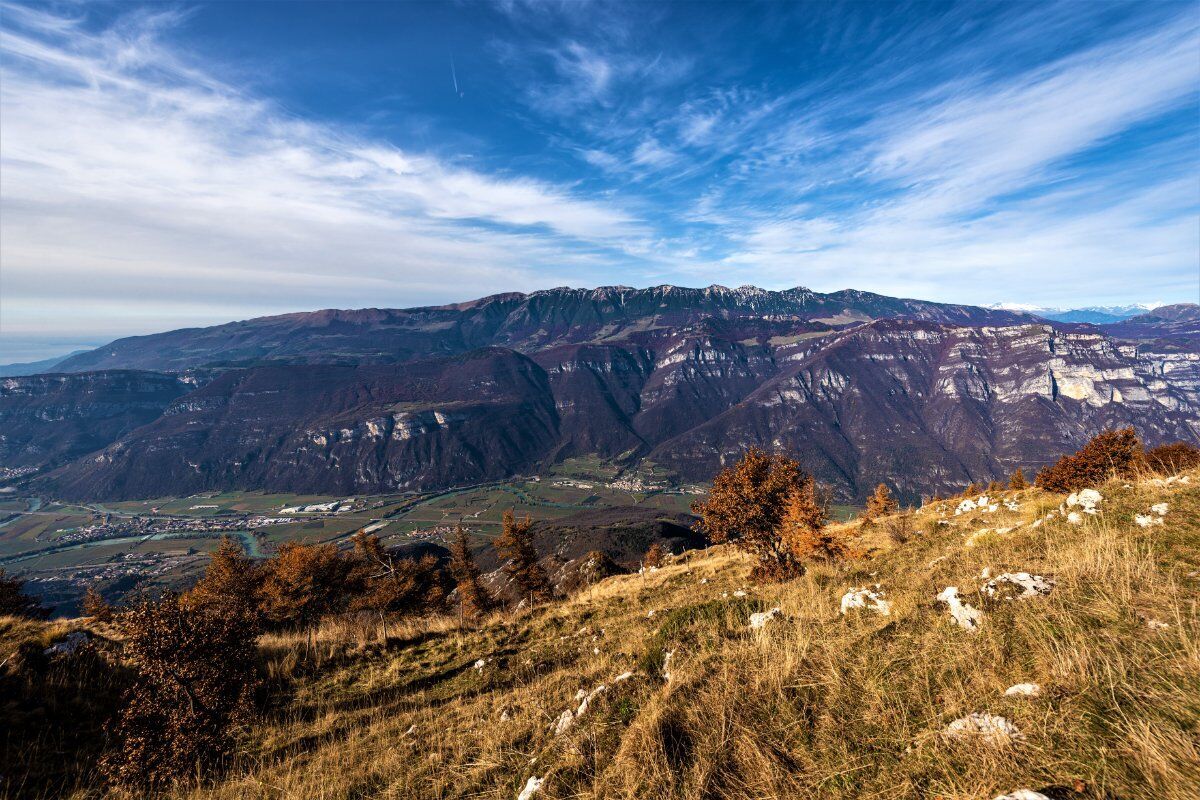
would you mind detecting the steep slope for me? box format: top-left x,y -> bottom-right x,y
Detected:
0,371 -> 190,478
649,322 -> 1200,500
52,285 -> 1037,373
32,321 -> 1200,502
45,349 -> 561,500
14,469 -> 1195,799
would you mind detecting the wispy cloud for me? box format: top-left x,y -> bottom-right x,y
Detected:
0,3 -> 647,354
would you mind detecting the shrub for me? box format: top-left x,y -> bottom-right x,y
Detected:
643,542 -> 667,569
185,536 -> 262,623
494,510 -> 552,605
1008,468 -> 1027,490
0,570 -> 48,619
1036,428 -> 1143,492
862,483 -> 898,522
259,541 -> 355,628
1144,441 -> 1200,475
100,593 -> 258,790
692,448 -> 814,579
81,585 -> 113,622
349,532 -> 448,618
780,479 -> 848,565
449,527 -> 495,620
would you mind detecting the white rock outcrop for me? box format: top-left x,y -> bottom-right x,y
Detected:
1004,682 -> 1042,697
749,607 -> 784,630
840,586 -> 892,616
943,712 -> 1023,744
517,775 -> 545,800
937,587 -> 982,632
982,572 -> 1055,600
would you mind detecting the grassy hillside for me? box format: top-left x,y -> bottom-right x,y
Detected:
6,470 -> 1199,799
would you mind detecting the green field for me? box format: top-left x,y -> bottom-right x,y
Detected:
0,460 -> 717,611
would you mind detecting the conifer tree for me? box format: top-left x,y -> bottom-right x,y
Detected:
493,510 -> 551,605
1008,467 -> 1027,490
448,527 -> 494,620
82,585 -> 113,622
186,536 -> 262,623
862,483 -> 899,522
779,479 -> 846,565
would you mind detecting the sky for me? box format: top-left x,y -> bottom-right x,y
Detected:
1,0 -> 1198,361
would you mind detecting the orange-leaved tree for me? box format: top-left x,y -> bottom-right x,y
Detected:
692,448 -> 814,579
779,477 -> 847,565
348,532 -> 447,619
861,483 -> 898,522
185,536 -> 262,623
1036,428 -> 1143,492
259,541 -> 355,628
1008,468 -> 1027,490
493,510 -> 551,605
448,527 -> 495,621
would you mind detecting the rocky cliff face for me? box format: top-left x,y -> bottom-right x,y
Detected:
646,322 -> 1199,500
31,318 -> 1199,503
0,371 -> 189,477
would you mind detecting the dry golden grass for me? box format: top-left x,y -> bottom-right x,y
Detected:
9,471 -> 1200,800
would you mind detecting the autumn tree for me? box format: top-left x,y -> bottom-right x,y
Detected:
985,480 -> 1004,494
779,478 -> 848,566
0,569 -> 48,619
1036,428 -> 1144,492
258,541 -> 355,628
643,542 -> 667,569
691,448 -> 813,579
100,593 -> 258,790
1008,468 -> 1027,491
862,483 -> 899,522
185,536 -> 262,623
448,527 -> 495,620
82,585 -> 113,622
348,532 -> 447,619
493,510 -> 551,605
1144,441 -> 1200,475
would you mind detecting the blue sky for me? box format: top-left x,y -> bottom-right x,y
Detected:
1,0 -> 1198,360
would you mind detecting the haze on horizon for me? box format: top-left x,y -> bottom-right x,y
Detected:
1,0 -> 1198,362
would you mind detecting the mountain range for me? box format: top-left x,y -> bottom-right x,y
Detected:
2,285 -> 1197,502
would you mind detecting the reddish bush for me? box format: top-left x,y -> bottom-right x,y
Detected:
780,479 -> 847,566
692,448 -> 817,580
259,541 -> 356,628
1035,428 -> 1143,493
1144,441 -> 1200,475
100,593 -> 258,790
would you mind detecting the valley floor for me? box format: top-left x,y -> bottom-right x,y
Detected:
7,471 -> 1200,799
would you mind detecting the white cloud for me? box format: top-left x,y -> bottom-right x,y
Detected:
0,4 -> 645,356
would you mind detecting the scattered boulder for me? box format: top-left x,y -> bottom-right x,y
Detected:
1004,682 -> 1042,697
518,775 -> 545,800
840,586 -> 892,616
1066,489 -> 1103,514
943,712 -> 1023,744
936,587 -> 982,632
749,607 -> 783,630
992,791 -> 1050,800
42,630 -> 88,657
982,572 -> 1055,601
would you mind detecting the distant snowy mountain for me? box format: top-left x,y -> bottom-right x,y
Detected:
988,302 -> 1164,324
